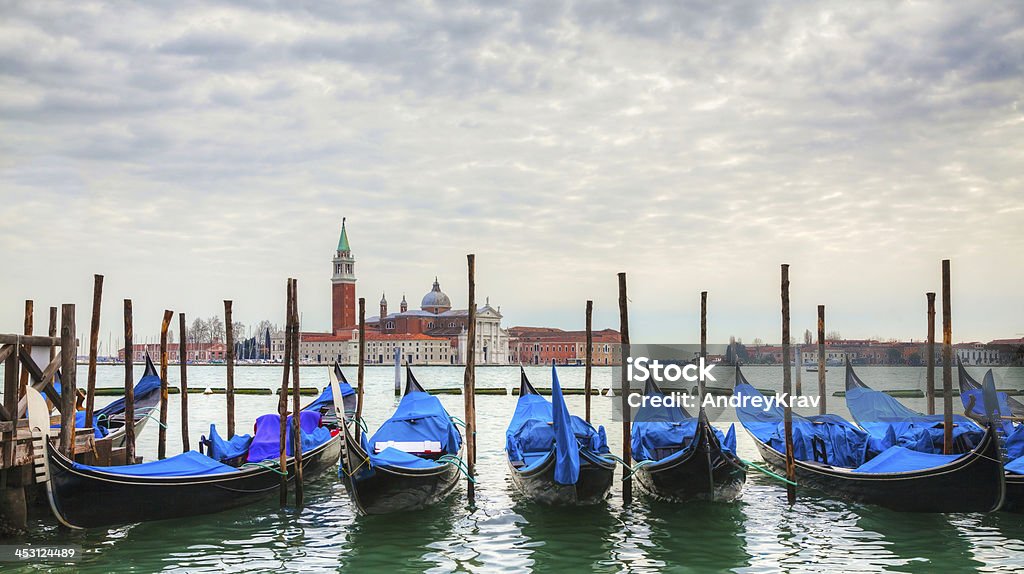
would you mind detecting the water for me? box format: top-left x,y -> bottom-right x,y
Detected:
5,364 -> 1024,572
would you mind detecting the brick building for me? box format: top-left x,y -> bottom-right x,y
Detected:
509,326 -> 622,366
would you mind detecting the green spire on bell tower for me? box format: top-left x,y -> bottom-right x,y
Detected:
337,217 -> 351,253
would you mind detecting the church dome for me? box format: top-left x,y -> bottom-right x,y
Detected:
421,278 -> 451,311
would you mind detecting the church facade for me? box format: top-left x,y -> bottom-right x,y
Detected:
275,220 -> 510,365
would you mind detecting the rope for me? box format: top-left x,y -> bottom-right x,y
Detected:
450,416 -> 467,428
340,455 -> 371,477
240,461 -> 288,476
140,412 -> 167,429
622,459 -> 655,481
438,454 -> 476,483
740,458 -> 797,486
600,452 -> 629,468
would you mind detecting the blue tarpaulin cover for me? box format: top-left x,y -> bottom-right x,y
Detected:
73,450 -> 236,477
56,369 -> 162,438
631,384 -> 736,463
1007,455 -> 1024,475
247,411 -> 331,462
305,382 -> 355,414
365,388 -> 461,469
853,446 -> 961,474
847,386 -> 983,453
204,424 -> 253,462
369,447 -> 442,469
735,381 -> 884,469
505,367 -> 609,484
551,365 -> 580,484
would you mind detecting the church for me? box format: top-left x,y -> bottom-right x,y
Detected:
278,219 -> 510,365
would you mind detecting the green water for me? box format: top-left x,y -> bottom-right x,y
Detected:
4,365 -> 1024,572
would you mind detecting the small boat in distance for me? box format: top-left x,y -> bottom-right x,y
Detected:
338,366 -> 464,515
734,365 -> 1005,512
630,379 -> 745,502
505,365 -> 615,505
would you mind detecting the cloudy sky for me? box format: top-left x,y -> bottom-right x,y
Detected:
1,1 -> 1021,348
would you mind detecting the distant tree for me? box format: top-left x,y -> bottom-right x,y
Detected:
886,348 -> 904,365
232,321 -> 246,342
804,329 -> 813,345
827,330 -> 842,342
207,316 -> 225,342
189,318 -> 210,344
752,337 -> 763,346
908,351 -> 922,366
254,319 -> 276,337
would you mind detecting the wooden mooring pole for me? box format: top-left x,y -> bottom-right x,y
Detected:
123,300 -> 136,464
585,300 -> 593,423
179,313 -> 190,452
291,279 -> 304,507
59,304 -> 77,458
278,280 -> 292,506
817,305 -> 826,415
942,261 -> 953,454
48,307 -> 57,368
158,310 -> 173,459
700,291 -> 707,399
85,275 -> 103,434
781,264 -> 796,504
19,300 -> 32,398
225,300 -> 235,438
618,272 -> 633,505
926,292 -> 936,416
464,254 -> 477,503
355,298 -> 366,444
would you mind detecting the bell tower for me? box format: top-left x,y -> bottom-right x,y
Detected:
332,218 -> 357,333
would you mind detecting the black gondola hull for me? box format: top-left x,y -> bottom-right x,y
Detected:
508,449 -> 615,506
46,434 -> 342,528
1004,474 -> 1024,513
634,420 -> 746,503
747,426 -> 1005,512
339,424 -> 462,515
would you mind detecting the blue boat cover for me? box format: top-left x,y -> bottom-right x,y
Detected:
247,411 -> 332,462
735,382 -> 885,468
847,386 -> 984,453
365,389 -> 461,469
204,424 -> 253,462
93,372 -> 162,420
551,365 -> 580,484
369,446 -> 441,469
505,366 -> 609,484
631,384 -> 736,463
73,450 -> 237,477
305,382 -> 356,414
1007,455 -> 1024,476
962,388 -> 1016,434
1006,424 -> 1024,461
853,446 -> 961,474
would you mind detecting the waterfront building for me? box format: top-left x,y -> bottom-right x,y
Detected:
366,281 -> 511,365
508,326 -> 622,366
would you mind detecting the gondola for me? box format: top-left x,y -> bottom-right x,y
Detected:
505,365 -> 615,505
958,363 -> 1024,513
845,359 -> 984,454
630,379 -> 745,502
958,358 -> 1024,420
302,361 -> 358,427
55,353 -> 162,447
28,386 -> 342,529
734,365 -> 1004,512
338,366 -> 464,515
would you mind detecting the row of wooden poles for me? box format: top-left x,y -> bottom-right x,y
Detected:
610,260 -> 958,506
29,257 -> 955,509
